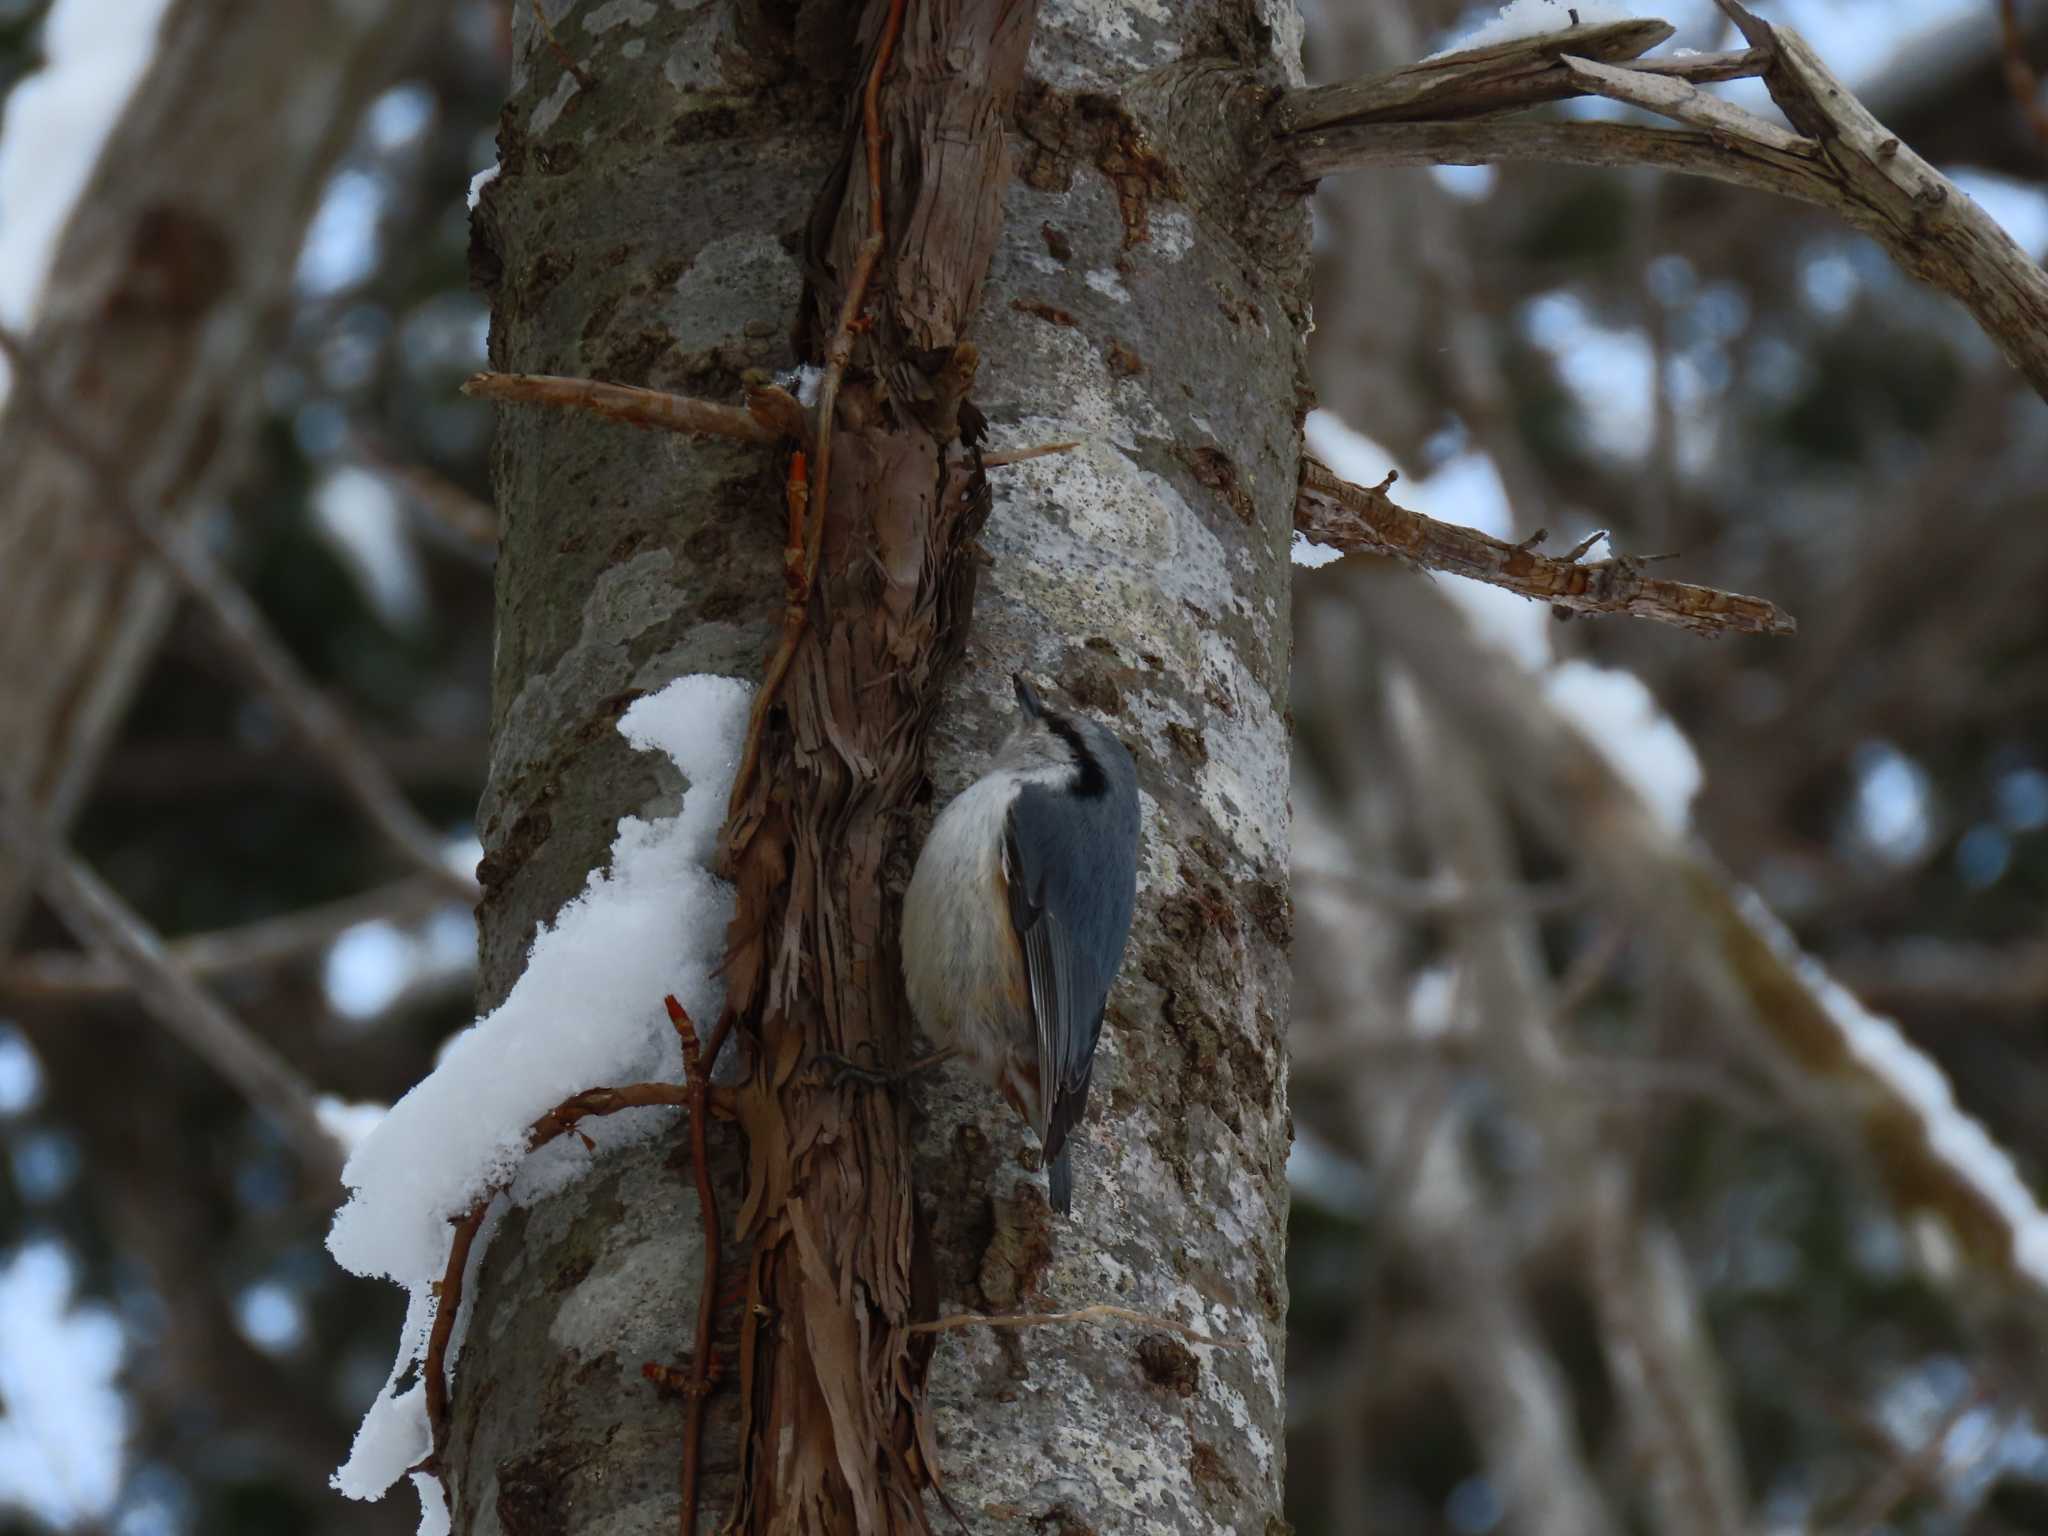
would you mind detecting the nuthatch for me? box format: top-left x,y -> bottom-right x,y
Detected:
900,673 -> 1141,1213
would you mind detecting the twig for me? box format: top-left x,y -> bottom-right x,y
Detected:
462,371 -> 780,443
907,1303 -> 1245,1350
720,0 -> 906,844
1830,1379 -> 1991,1536
1297,454 -> 1797,637
0,875 -> 451,1001
1558,50 -> 1810,154
419,1075 -> 700,1466
1998,0 -> 2048,152
0,326 -> 479,905
528,0 -> 595,92
665,995 -> 730,1536
0,791 -> 345,1187
352,435 -> 499,555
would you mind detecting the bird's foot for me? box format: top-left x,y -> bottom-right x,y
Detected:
816,1046 -> 957,1092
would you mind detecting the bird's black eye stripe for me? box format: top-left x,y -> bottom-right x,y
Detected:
1045,715 -> 1109,798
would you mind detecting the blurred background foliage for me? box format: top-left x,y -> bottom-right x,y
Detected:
0,0 -> 2044,1532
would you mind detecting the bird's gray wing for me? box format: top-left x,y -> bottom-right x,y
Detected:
1002,817 -> 1072,1151
1003,785 -> 1127,1173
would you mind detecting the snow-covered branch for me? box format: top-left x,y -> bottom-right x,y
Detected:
1337,561 -> 2048,1302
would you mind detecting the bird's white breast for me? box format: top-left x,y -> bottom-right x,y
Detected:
900,770 -> 1035,1078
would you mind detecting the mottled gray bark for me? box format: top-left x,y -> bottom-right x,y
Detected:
0,0 -> 443,945
457,2 -> 1306,1532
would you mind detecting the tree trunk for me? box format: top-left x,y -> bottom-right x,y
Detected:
457,3 -> 1306,1531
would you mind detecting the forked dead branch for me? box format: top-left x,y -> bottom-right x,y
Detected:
1275,1 -> 2048,400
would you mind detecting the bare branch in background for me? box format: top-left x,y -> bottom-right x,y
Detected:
1298,455 -> 1798,636
1294,864 -> 1583,917
0,327 -> 478,906
353,433 -> 500,555
0,875 -> 453,1002
0,0 -> 442,953
1279,5 -> 2048,401
0,792 -> 344,1187
1834,936 -> 2048,1012
1998,0 -> 2048,151
1830,1377 -> 1994,1534
1388,670 -> 1746,1536
1589,1170 -> 1749,1536
1338,562 -> 2048,1318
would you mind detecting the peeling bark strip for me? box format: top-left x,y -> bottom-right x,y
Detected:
715,4 -> 1039,1531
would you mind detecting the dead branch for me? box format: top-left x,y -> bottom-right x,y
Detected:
1277,5 -> 2048,401
419,1074 -> 705,1466
1275,17 -> 1679,135
0,875 -> 451,1001
462,371 -> 780,443
1297,454 -> 1796,637
907,1303 -> 1244,1350
0,791 -> 344,1187
0,327 -> 478,905
1288,117 -> 1829,204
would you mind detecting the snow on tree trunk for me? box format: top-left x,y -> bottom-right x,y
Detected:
456,3 -> 1307,1532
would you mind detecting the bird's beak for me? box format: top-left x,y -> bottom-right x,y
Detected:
1012,671 -> 1044,719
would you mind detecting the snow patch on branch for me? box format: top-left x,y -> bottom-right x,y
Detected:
1544,660 -> 1700,837
1735,890 -> 2048,1289
1430,0 -> 1639,59
328,673 -> 753,1519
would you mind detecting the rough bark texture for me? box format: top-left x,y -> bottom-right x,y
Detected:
711,4 -> 1039,1530
457,1 -> 1306,1532
0,0 -> 441,946
458,0 -> 1302,1531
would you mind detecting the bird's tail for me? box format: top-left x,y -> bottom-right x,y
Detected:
1047,1147 -> 1074,1214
